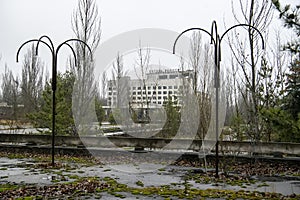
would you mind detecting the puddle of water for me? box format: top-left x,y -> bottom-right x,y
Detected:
188,174 -> 300,195
69,164 -> 183,188
0,157 -> 30,166
107,163 -> 166,173
255,181 -> 300,195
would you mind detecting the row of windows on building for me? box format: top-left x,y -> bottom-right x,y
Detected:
131,95 -> 178,100
108,90 -> 180,96
108,94 -> 178,101
108,85 -> 183,91
157,74 -> 179,79
108,97 -> 180,105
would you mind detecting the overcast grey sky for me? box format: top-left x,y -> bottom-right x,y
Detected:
0,0 -> 298,76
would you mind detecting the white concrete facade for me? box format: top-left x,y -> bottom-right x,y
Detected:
107,69 -> 194,108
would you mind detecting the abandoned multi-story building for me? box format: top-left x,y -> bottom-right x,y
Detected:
107,69 -> 194,109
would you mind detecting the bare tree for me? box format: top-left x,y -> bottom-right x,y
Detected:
197,44 -> 214,139
228,0 -> 273,141
257,30 -> 288,141
111,53 -> 127,108
189,32 -> 202,94
101,71 -> 107,101
133,42 -> 151,122
267,30 -> 288,98
108,53 -> 132,127
21,44 -> 44,114
71,0 -> 101,135
1,65 -> 20,125
177,55 -> 200,141
188,32 -> 214,139
72,0 -> 101,54
227,58 -> 248,141
228,2 -> 288,142
71,0 -> 101,83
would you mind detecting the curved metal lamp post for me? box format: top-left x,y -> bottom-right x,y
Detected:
16,35 -> 93,166
173,21 -> 265,178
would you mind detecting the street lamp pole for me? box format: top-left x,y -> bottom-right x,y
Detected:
16,35 -> 93,167
173,21 -> 264,178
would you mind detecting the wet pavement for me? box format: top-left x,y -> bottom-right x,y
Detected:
0,157 -> 299,199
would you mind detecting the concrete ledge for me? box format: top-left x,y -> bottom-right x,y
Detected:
0,134 -> 299,156
0,144 -> 299,165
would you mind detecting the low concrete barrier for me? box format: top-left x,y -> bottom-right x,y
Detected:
0,134 -> 299,156
220,141 -> 300,155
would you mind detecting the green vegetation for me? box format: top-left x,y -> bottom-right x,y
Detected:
26,71 -> 105,136
0,183 -> 19,192
0,151 -> 101,167
258,0 -> 300,142
27,72 -> 76,135
157,96 -> 181,138
185,172 -> 258,188
135,180 -> 144,187
2,176 -> 299,200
